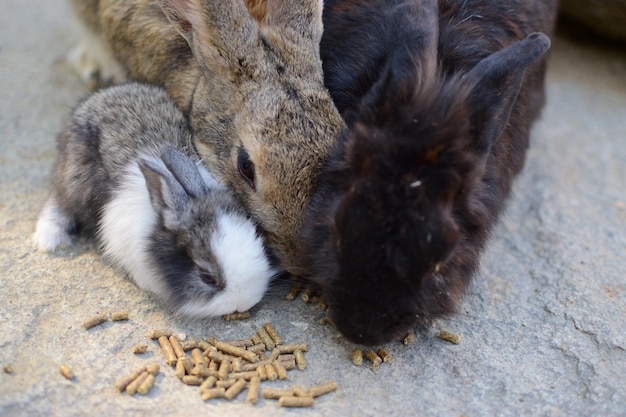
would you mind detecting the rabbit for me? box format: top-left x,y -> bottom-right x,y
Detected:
33,82 -> 276,317
300,0 -> 558,345
65,0 -> 347,276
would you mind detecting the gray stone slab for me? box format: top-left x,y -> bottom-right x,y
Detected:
1,1 -> 625,416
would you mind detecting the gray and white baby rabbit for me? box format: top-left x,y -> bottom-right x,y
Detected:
33,82 -> 275,317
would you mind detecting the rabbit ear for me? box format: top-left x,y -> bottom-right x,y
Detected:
265,0 -> 323,43
158,0 -> 258,72
465,33 -> 551,154
160,146 -> 209,198
139,156 -> 190,231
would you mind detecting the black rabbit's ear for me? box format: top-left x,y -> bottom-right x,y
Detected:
465,33 -> 551,154
139,156 -> 189,231
160,146 -> 209,198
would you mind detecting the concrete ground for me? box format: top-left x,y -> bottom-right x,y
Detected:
1,1 -> 625,416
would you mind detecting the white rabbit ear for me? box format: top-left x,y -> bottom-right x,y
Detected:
138,157 -> 189,231
160,146 -> 209,198
465,33 -> 551,154
265,0 -> 324,43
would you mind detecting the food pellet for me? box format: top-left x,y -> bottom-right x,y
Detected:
247,343 -> 265,354
285,284 -> 302,301
214,341 -> 259,363
169,335 -> 186,358
246,376 -> 260,404
146,363 -> 160,376
175,358 -> 186,379
365,350 -> 382,368
182,375 -> 203,386
136,374 -> 156,395
230,358 -> 243,372
301,287 -> 314,303
110,310 -> 129,321
402,331 -> 415,345
181,339 -> 198,351
281,358 -> 296,370
229,371 -> 259,381
226,339 -> 254,348
199,376 -> 217,391
82,312 -> 108,330
3,364 -> 14,374
272,360 -> 289,380
263,323 -> 284,346
197,340 -> 212,351
201,387 -> 226,401
294,349 -> 306,370
265,363 -> 278,381
59,364 -> 74,380
376,348 -> 393,363
147,329 -> 172,339
308,381 -> 338,398
126,371 -> 149,395
256,327 -> 276,350
222,311 -> 250,320
256,364 -> 267,380
191,348 -> 204,367
216,379 -> 236,389
115,365 -> 147,392
218,359 -> 230,380
278,395 -> 314,408
250,334 -> 262,345
275,343 -> 307,354
132,343 -> 148,354
262,388 -> 294,399
352,348 -> 363,366
158,336 -> 178,366
224,378 -> 247,400
439,330 -> 462,345
292,385 -> 308,397
180,356 -> 193,374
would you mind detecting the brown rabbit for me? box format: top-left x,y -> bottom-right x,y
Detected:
66,0 -> 346,275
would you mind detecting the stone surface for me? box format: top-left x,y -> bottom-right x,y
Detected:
1,1 -> 625,416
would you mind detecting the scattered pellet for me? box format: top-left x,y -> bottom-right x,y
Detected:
292,385 -> 308,397
169,335 -> 186,358
229,371 -> 260,381
199,375 -> 217,392
265,363 -> 278,381
318,301 -> 327,311
115,365 -> 147,392
376,348 -> 393,363
201,387 -> 226,401
218,359 -> 230,380
247,343 -> 266,354
214,341 -> 259,363
59,364 -> 74,380
263,323 -> 284,346
275,343 -> 307,354
250,334 -> 262,345
301,287 -> 314,303
226,339 -> 254,348
285,283 -> 302,301
438,330 -> 462,345
191,348 -> 204,367
281,358 -> 296,370
175,358 -> 186,379
262,388 -> 294,399
216,379 -> 236,389
279,395 -> 314,408
246,376 -> 261,404
256,327 -> 276,350
110,310 -> 129,321
308,381 -> 338,398
402,331 -> 415,345
231,358 -> 243,372
256,364 -> 267,380
182,375 -> 204,386
132,343 -> 148,354
277,353 -> 295,363
294,349 -> 306,370
82,312 -> 108,330
181,339 -> 198,351
352,348 -> 363,366
207,350 -> 236,364
224,378 -> 247,400
208,360 -> 218,372
147,329 -> 172,339
223,311 -> 250,320
158,336 -> 178,366
272,360 -> 289,380
317,317 -> 329,325
180,356 -> 193,375
146,363 -> 160,375
3,364 -> 14,374
126,371 -> 149,395
137,374 -> 156,395
365,350 -> 382,368
197,340 -> 212,351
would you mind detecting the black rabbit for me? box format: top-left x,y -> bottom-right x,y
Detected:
301,0 -> 558,345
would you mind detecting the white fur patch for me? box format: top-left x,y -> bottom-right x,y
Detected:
99,160 -> 164,296
33,197 -> 73,251
180,213 -> 273,317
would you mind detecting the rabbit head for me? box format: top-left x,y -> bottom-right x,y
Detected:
302,33 -> 552,345
130,146 -> 274,316
158,0 -> 345,275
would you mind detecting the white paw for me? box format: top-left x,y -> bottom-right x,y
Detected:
33,198 -> 74,252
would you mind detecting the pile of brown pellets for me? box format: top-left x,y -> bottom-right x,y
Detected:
126,324 -> 338,407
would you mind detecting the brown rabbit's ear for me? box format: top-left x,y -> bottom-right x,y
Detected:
265,0 -> 323,43
158,0 -> 258,71
464,33 -> 551,154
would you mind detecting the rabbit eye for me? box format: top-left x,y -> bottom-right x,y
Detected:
237,147 -> 256,190
199,268 -> 217,287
